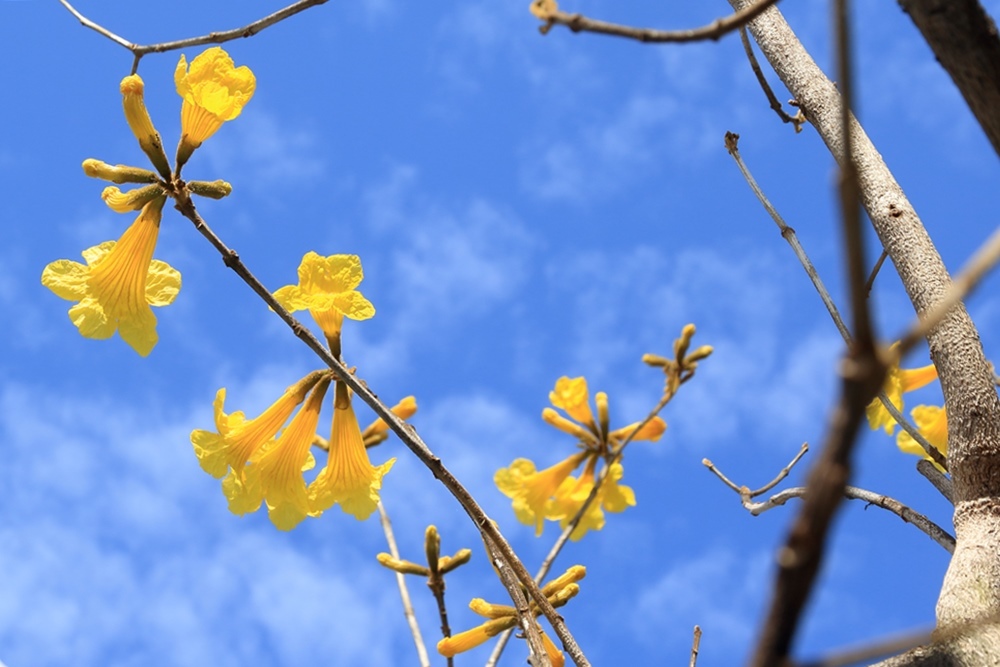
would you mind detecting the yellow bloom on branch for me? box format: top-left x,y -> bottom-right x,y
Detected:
245,376 -> 333,530
495,452 -> 589,536
550,460 -> 635,541
175,46 -> 256,167
897,404 -> 948,471
866,351 -> 938,434
549,376 -> 596,429
273,252 -> 376,350
41,197 -> 179,356
309,382 -> 396,520
190,371 -> 326,517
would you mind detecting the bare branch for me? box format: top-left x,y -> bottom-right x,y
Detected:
377,502 -> 431,667
738,28 -> 806,131
865,250 -> 889,297
748,443 -> 810,497
916,459 -> 954,504
60,0 -> 328,68
533,0 -> 782,44
725,131 -> 947,470
483,537 -> 552,667
705,456 -> 955,553
689,626 -> 703,667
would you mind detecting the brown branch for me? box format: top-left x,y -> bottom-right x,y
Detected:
689,626 -> 703,667
865,250 -> 889,297
898,0 -> 1000,159
795,627 -> 934,667
533,0 -> 782,43
59,0 -> 328,69
483,538 -> 551,667
738,27 -> 806,131
170,191 -> 589,667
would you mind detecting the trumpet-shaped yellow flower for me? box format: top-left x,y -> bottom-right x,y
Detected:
362,396 -> 418,446
120,74 -> 171,178
273,252 -> 376,342
495,452 -> 589,535
175,47 -> 256,166
549,376 -> 596,428
190,371 -> 325,516
309,382 -> 396,520
609,416 -> 667,447
242,376 -> 332,530
41,197 -> 179,357
897,404 -> 948,471
550,461 -> 635,541
866,354 -> 938,434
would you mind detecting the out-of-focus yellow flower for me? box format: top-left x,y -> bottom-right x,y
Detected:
495,452 -> 589,535
190,372 -> 325,506
897,404 -> 948,471
41,197 -> 178,357
866,352 -> 938,434
242,375 -> 332,530
273,252 -> 376,349
309,382 -> 396,520
120,74 -> 171,178
609,416 -> 667,448
540,631 -> 565,667
551,460 -> 634,541
175,46 -> 256,167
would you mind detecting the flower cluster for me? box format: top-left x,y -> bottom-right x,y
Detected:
437,565 -> 585,665
190,252 -> 407,530
496,376 -> 666,541
42,47 -> 254,356
865,347 -> 947,469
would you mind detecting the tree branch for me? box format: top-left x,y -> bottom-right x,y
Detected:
532,0 -> 782,43
377,501 -> 431,667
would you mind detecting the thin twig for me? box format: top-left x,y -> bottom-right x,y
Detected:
738,27 -> 805,131
60,0 -> 328,70
377,502 -> 431,667
864,250 -> 888,297
171,192 -> 590,667
724,131 -> 947,471
535,0 -> 782,43
689,626 -> 703,667
896,224 -> 1000,357
747,443 -> 810,497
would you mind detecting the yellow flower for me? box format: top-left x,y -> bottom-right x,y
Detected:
362,396 -> 418,447
495,452 -> 588,535
120,74 -> 171,178
437,618 -> 512,657
190,371 -> 325,516
897,404 -> 948,471
175,46 -> 256,167
866,353 -> 938,434
609,416 -> 667,447
243,375 -> 332,530
41,197 -> 179,357
540,631 -> 565,667
549,376 -> 597,429
309,382 -> 396,520
273,251 -> 376,346
550,460 -> 635,541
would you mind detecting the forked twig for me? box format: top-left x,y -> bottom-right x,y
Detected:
738,28 -> 805,131
377,502 -> 431,667
704,450 -> 955,553
534,0 -> 782,43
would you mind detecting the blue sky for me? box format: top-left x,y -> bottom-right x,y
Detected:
2,1 -> 1000,665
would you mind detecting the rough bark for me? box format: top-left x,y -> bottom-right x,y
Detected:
726,1 -> 1000,664
898,0 -> 1000,160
